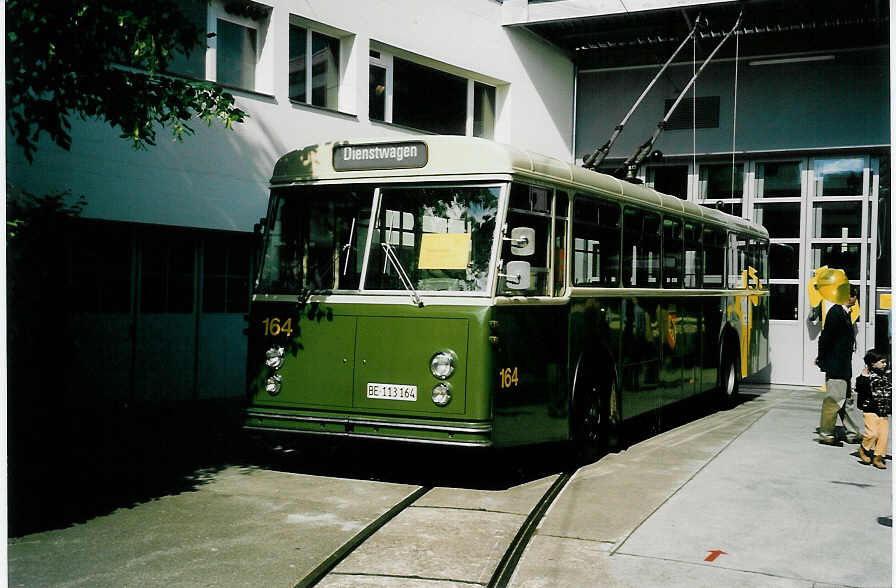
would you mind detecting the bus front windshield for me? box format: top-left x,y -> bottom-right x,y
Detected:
256,184 -> 500,294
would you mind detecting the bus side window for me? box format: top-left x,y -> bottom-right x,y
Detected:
501,183 -> 552,296
747,238 -> 768,285
623,208 -> 661,288
684,222 -> 702,288
572,195 -> 620,287
554,191 -> 569,296
703,227 -> 725,287
662,217 -> 683,288
727,233 -> 748,288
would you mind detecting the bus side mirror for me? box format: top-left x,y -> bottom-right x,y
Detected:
507,227 -> 535,256
502,260 -> 531,290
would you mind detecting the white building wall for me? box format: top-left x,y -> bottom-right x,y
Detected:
7,0 -> 575,233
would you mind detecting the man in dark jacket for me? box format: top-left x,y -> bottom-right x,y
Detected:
816,297 -> 860,445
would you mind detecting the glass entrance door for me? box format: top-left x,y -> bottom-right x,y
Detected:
804,156 -> 874,386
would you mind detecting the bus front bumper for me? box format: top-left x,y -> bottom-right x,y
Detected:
243,409 -> 494,447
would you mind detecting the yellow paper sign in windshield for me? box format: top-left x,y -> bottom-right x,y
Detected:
418,233 -> 471,270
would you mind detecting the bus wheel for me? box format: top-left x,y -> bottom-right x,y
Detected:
719,352 -> 739,409
572,364 -> 619,463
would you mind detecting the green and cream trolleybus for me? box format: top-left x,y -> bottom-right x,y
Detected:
244,136 -> 769,451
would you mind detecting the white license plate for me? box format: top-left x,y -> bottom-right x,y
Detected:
366,382 -> 417,401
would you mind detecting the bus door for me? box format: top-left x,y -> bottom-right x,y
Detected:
491,185 -> 569,445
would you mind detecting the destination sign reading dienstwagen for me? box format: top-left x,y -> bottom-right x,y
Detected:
333,142 -> 428,171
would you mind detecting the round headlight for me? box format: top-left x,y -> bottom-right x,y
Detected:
430,350 -> 457,380
265,346 -> 285,371
431,382 -> 452,407
265,374 -> 282,396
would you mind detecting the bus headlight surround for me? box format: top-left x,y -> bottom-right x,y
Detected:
265,346 -> 285,370
265,374 -> 282,396
431,382 -> 452,407
429,350 -> 457,380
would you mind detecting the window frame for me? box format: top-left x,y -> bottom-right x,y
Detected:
368,45 -> 498,138
289,17 -> 348,111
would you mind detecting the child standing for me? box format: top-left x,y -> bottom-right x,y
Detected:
856,350 -> 891,469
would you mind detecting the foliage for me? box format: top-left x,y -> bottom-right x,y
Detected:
6,0 -> 248,162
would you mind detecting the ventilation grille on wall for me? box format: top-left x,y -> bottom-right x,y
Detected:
664,96 -> 720,130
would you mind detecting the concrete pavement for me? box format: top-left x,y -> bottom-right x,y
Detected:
7,385 -> 893,587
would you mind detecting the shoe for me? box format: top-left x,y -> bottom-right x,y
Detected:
873,456 -> 887,469
818,437 -> 843,447
844,436 -> 862,444
858,444 -> 872,464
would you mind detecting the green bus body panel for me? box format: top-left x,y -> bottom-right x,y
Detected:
355,316 -> 468,415
260,313 -> 356,409
248,302 -> 493,437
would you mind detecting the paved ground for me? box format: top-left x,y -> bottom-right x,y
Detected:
7,385 -> 893,587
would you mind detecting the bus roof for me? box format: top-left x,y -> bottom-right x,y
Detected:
271,136 -> 768,239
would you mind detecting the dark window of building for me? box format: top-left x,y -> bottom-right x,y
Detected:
70,223 -> 132,313
754,203 -> 801,238
203,236 -> 251,313
769,284 -> 798,320
166,1 -> 207,79
664,96 -> 720,130
369,64 -> 386,121
393,57 -> 466,134
647,165 -> 688,198
700,163 -> 744,199
572,196 -> 620,287
290,25 -> 340,108
769,243 -> 799,279
217,19 -> 256,90
757,161 -> 801,198
141,233 -> 195,314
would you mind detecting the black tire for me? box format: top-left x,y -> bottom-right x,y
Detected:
571,356 -> 620,463
718,351 -> 740,409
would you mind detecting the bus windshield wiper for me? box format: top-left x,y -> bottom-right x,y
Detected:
380,242 -> 424,307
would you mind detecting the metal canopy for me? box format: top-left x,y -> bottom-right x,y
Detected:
513,0 -> 888,69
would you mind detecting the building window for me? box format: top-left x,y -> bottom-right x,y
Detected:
474,82 -> 496,139
699,163 -> 744,218
753,202 -> 801,238
216,19 -> 257,90
815,157 -> 866,196
756,161 -> 802,198
203,237 -> 251,313
394,57 -> 466,134
141,233 -> 195,314
70,222 -> 133,314
646,165 -> 688,199
289,23 -> 340,109
370,49 -> 496,138
769,283 -> 799,320
166,1 -> 208,79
